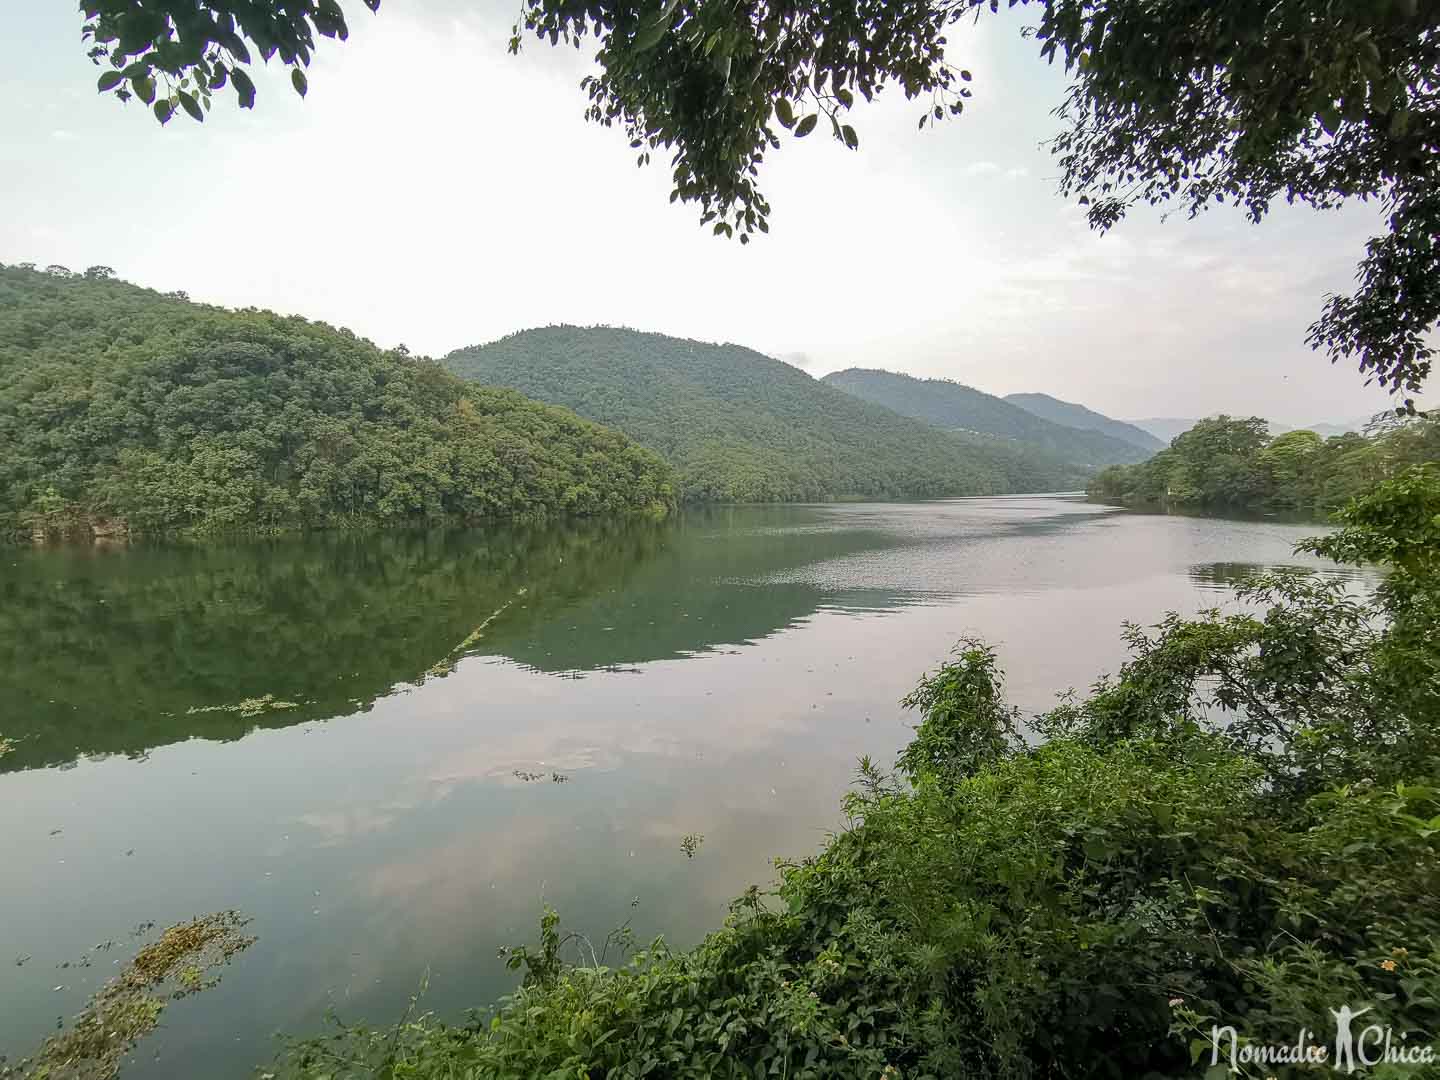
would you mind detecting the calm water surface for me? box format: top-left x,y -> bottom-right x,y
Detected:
0,497 -> 1366,1075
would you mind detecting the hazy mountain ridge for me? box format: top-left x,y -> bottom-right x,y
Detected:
445,326 -> 1098,501
1003,392 -> 1164,453
821,369 -> 1153,467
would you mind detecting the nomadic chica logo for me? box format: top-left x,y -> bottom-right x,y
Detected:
1207,1005 -> 1437,1073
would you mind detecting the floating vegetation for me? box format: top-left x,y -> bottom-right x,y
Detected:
1,911 -> 255,1080
512,768 -> 570,784
422,589 -> 528,679
680,833 -> 704,859
184,694 -> 299,718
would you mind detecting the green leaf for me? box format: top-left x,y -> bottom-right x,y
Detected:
794,114 -> 817,138
153,99 -> 174,124
774,98 -> 794,128
231,67 -> 256,109
634,18 -> 668,52
96,70 -> 124,93
291,68 -> 308,97
177,90 -> 204,122
835,87 -> 853,108
132,75 -> 156,104
841,124 -> 858,149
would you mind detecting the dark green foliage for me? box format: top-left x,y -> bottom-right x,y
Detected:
446,326 -> 1093,501
0,265 -> 673,537
1302,464 -> 1440,747
1003,392 -> 1164,454
823,368 -> 1153,467
896,639 -> 1021,789
1040,0 -> 1440,404
1088,413 -> 1440,513
272,469 -> 1440,1080
80,0 -> 376,118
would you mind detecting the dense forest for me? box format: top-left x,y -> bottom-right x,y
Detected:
0,266 -> 673,538
1002,392 -> 1164,453
1088,413 -> 1440,512
821,368 -> 1153,466
445,326 -> 1095,501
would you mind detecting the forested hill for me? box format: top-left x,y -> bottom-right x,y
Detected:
822,368 -> 1154,466
444,326 -> 1093,501
0,266 -> 673,538
1003,392 -> 1164,453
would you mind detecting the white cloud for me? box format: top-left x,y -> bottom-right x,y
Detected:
0,0 -> 1412,424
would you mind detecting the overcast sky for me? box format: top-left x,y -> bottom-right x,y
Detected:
2,0 -> 1414,425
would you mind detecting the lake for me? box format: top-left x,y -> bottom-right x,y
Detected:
0,496 -> 1364,1076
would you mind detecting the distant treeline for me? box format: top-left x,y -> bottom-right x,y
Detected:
1087,414 -> 1439,512
0,265 -> 674,538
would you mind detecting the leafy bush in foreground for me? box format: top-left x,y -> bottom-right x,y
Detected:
276,468 -> 1440,1079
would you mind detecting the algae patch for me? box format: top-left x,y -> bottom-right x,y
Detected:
2,911 -> 256,1080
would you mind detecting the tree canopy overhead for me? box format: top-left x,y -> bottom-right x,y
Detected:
78,0 -> 1438,404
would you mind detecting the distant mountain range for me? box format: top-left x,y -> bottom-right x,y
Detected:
445,327 -> 1115,501
1002,393 -> 1165,453
1130,416 -> 1371,444
822,370 -> 1152,467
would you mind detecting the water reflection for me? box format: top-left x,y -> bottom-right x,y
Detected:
0,507 -> 912,772
0,497 -> 1372,1079
1188,560 -> 1376,592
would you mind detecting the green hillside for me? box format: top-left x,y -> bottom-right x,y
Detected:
1003,391 -> 1164,453
0,266 -> 673,538
444,326 -> 1091,501
823,368 -> 1153,466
